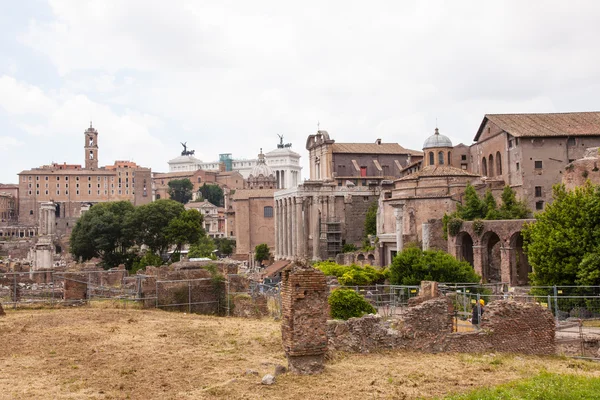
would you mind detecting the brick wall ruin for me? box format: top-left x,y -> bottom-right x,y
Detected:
327,296 -> 556,356
281,263 -> 329,374
64,275 -> 88,301
232,294 -> 269,318
0,302 -> 5,316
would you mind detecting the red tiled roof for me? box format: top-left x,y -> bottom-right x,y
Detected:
396,165 -> 479,181
475,112 -> 600,141
332,143 -> 423,156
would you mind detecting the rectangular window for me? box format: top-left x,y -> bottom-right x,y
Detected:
515,138 -> 519,145
360,166 -> 367,177
56,190 -> 60,195
88,176 -> 91,181
568,137 -> 576,146
461,155 -> 467,161
76,190 -> 80,195
264,206 -> 273,218
57,176 -> 60,181
45,176 -> 48,181
65,176 -> 68,181
535,160 -> 543,169
536,201 -> 544,210
516,162 -> 520,171
535,186 -> 542,197
65,190 -> 68,195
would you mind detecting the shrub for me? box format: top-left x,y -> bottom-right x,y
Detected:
328,289 -> 376,320
389,247 -> 480,286
341,243 -> 358,253
472,219 -> 484,236
314,261 -> 388,286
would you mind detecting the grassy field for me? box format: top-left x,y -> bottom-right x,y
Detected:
1,306 -> 599,399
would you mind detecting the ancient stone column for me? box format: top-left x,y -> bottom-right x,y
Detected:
295,197 -> 304,259
422,222 -> 431,251
281,262 -> 328,374
275,200 -> 281,260
393,204 -> 405,253
290,197 -> 297,258
282,199 -> 289,259
501,245 -> 513,285
312,196 -> 321,261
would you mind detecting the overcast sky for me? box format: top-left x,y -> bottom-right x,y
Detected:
1,1 -> 600,183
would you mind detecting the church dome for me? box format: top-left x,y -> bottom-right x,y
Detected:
423,128 -> 453,149
249,149 -> 274,178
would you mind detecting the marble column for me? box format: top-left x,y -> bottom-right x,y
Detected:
295,197 -> 304,259
290,197 -> 296,258
282,199 -> 288,259
393,204 -> 405,253
422,222 -> 430,251
312,195 -> 321,260
275,200 -> 280,259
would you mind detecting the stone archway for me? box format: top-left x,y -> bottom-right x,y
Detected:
357,253 -> 365,266
456,231 -> 474,267
509,231 -> 531,285
482,231 -> 502,283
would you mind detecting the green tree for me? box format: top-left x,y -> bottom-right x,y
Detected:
328,289 -> 376,320
364,201 -> 378,236
456,183 -> 487,220
315,261 -> 388,286
69,201 -> 136,269
165,208 -> 205,255
188,235 -> 217,259
497,185 -> 529,219
522,183 -> 600,286
254,243 -> 271,263
128,199 -> 186,255
214,238 -> 234,256
197,183 -> 224,207
389,247 -> 480,285
168,179 -> 193,204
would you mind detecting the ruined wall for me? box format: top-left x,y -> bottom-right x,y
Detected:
0,302 -> 4,316
232,294 -> 269,318
64,274 -> 88,300
327,297 -> 555,356
281,263 -> 329,374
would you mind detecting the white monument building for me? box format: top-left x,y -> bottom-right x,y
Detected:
167,136 -> 302,189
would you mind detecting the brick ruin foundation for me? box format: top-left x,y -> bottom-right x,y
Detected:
64,274 -> 88,301
232,294 -> 269,318
327,282 -> 556,356
281,262 -> 329,374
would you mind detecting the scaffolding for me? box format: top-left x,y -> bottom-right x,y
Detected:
322,218 -> 342,259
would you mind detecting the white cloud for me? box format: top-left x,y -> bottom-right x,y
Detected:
0,75 -> 165,173
0,0 -> 599,182
0,136 -> 24,151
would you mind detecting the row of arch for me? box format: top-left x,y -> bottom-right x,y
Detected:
455,229 -> 531,286
481,151 -> 503,177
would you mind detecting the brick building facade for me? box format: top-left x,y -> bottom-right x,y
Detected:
17,123 -> 152,235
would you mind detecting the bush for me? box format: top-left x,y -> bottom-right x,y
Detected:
389,247 -> 480,285
131,251 -> 163,273
314,261 -> 388,286
328,289 -> 377,320
341,243 -> 358,253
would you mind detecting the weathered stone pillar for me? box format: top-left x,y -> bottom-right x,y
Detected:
295,197 -> 303,259
281,262 -> 328,374
290,197 -> 297,258
472,245 -> 484,282
312,195 -> 321,261
282,199 -> 289,259
393,204 -> 405,253
274,200 -> 280,259
501,245 -> 513,285
422,222 -> 431,251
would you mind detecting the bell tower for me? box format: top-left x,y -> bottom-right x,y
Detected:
84,122 -> 99,169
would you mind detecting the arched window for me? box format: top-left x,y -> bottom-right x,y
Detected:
264,206 -> 273,218
448,151 -> 452,166
488,154 -> 494,176
496,151 -> 502,175
482,157 -> 488,176
429,152 -> 434,166
438,151 -> 444,165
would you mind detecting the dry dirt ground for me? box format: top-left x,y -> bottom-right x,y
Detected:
1,306 -> 600,400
